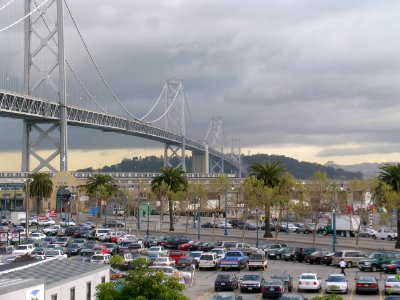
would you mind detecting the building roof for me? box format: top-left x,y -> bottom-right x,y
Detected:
0,278 -> 44,295
0,258 -> 109,289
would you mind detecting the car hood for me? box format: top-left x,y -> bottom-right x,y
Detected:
327,281 -> 347,286
241,280 -> 261,284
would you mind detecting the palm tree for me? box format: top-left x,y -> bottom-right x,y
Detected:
28,172 -> 53,229
378,164 -> 400,248
151,167 -> 188,231
84,174 -> 117,226
249,161 -> 285,238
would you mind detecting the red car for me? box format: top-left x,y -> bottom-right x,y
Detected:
178,241 -> 196,251
169,250 -> 185,262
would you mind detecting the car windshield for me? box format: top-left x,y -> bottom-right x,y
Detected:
369,253 -> 383,259
170,251 -> 182,256
201,255 -> 214,260
190,252 -> 202,258
242,275 -> 261,281
68,244 -> 79,249
92,255 -> 105,261
149,247 -> 160,250
57,237 -> 67,242
264,280 -> 282,286
213,293 -> 235,300
156,258 -> 167,262
179,257 -> 191,262
45,251 -> 60,256
300,275 -> 316,280
216,274 -> 230,280
272,274 -> 289,280
387,277 -> 400,282
357,276 -> 375,282
250,254 -> 263,260
328,276 -> 345,282
226,252 -> 240,257
16,245 -> 28,250
147,253 -> 159,257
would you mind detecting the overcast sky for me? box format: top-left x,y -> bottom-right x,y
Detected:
1,0 -> 400,171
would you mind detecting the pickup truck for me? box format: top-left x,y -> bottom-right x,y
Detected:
219,250 -> 249,271
372,228 -> 398,241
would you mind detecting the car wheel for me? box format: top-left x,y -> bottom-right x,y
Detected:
372,235 -> 376,239
346,261 -> 352,268
388,236 -> 393,241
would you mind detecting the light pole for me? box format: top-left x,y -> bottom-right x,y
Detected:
147,202 -> 150,236
224,185 -> 233,236
197,198 -> 201,240
25,178 -> 32,237
137,186 -> 141,231
287,188 -> 294,234
256,208 -> 259,248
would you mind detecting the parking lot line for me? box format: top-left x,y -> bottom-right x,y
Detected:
348,288 -> 353,300
319,289 -> 324,297
197,290 -> 212,300
380,288 -> 382,300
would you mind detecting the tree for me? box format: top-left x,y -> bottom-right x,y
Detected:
28,172 -> 53,226
151,167 -> 188,231
96,264 -> 188,300
84,174 -> 117,226
378,163 -> 400,248
249,161 -> 285,238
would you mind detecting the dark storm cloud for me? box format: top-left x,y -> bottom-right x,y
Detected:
1,0 -> 400,162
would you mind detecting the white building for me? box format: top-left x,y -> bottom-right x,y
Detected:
0,258 -> 109,300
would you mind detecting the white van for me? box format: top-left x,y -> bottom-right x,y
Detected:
94,228 -> 112,239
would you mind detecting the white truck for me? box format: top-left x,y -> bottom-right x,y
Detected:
372,228 -> 398,241
11,212 -> 26,226
322,215 -> 360,237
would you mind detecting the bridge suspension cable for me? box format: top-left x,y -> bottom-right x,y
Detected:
0,0 -> 17,14
138,83 -> 166,121
144,81 -> 182,123
0,0 -> 50,33
63,0 -> 140,120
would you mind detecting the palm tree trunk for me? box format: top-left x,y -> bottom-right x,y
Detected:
396,208 -> 400,249
168,198 -> 174,231
264,204 -> 273,238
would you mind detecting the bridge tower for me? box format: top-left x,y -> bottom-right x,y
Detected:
230,139 -> 242,178
206,117 -> 226,174
163,79 -> 186,171
22,0 -> 67,172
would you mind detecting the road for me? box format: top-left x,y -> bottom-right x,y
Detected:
183,259 -> 389,300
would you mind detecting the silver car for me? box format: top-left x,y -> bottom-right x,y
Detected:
385,275 -> 400,295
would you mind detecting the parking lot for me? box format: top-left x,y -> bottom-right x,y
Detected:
184,259 -> 390,300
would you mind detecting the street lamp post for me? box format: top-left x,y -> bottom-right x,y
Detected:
25,178 -> 32,237
137,186 -> 141,231
147,202 -> 150,236
224,185 -> 233,236
197,198 -> 201,240
256,208 -> 259,248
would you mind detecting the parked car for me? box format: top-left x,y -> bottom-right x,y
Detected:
169,250 -> 185,262
148,266 -> 191,284
211,248 -> 227,260
298,273 -> 322,292
321,252 -> 335,266
42,225 -> 61,236
30,232 -> 46,241
103,220 -> 124,228
248,251 -> 268,271
147,246 -> 168,257
294,247 -> 321,262
384,275 -> 400,295
44,249 -> 67,259
355,275 -> 379,294
276,247 -> 294,260
261,279 -> 285,299
176,256 -> 195,269
214,274 -> 239,292
271,273 -> 293,292
306,250 -> 328,264
325,274 -> 348,294
239,273 -> 264,293
217,222 -> 233,229
199,252 -> 220,270
90,253 -> 111,264
279,295 -> 307,300
228,219 -> 245,229
212,292 -> 243,300
152,257 -> 176,267
201,222 -> 218,228
383,260 -> 400,273
358,251 -> 400,272
12,244 -> 35,255
332,250 -> 368,268
65,243 -> 82,256
103,243 -> 119,255
188,251 -> 203,268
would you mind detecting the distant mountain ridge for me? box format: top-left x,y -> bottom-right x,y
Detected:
325,161 -> 395,179
77,154 -> 363,180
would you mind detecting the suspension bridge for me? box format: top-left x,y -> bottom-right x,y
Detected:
0,0 -> 242,177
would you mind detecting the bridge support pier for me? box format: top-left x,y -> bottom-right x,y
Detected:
210,155 -> 224,174
164,143 -> 186,171
192,147 -> 209,174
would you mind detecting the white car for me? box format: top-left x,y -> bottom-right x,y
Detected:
211,248 -> 226,259
30,232 -> 46,241
147,246 -> 168,257
152,257 -> 176,267
118,234 -> 136,243
298,273 -> 322,292
217,222 -> 233,229
90,254 -> 111,264
148,266 -> 191,284
59,220 -> 76,227
286,224 -> 299,232
39,218 -> 55,226
12,244 -> 35,255
325,274 -> 348,294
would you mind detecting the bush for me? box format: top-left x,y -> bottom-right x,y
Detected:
109,255 -> 123,267
311,295 -> 343,300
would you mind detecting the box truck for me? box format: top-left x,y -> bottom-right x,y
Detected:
322,214 -> 360,237
11,212 -> 26,226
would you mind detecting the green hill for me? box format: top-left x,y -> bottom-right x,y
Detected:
76,153 -> 362,180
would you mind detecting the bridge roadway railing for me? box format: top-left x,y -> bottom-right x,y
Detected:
0,89 -> 237,167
